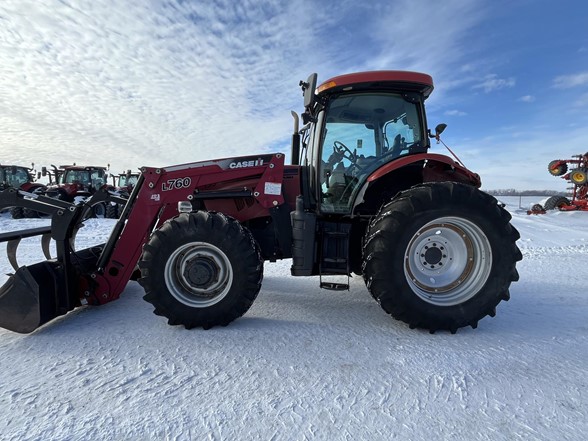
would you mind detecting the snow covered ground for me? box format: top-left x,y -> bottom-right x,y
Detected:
0,196 -> 587,440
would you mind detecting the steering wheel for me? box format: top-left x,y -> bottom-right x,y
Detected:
333,141 -> 356,162
332,141 -> 369,175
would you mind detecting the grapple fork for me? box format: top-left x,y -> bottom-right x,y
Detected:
0,188 -> 90,333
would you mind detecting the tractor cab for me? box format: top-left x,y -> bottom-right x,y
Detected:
0,165 -> 33,189
62,167 -> 108,188
117,171 -> 139,190
47,166 -> 108,197
295,71 -> 435,214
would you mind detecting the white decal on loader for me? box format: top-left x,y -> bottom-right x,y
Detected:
229,159 -> 264,169
264,182 -> 281,196
162,177 -> 192,191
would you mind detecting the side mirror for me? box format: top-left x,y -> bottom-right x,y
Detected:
301,73 -> 317,109
37,172 -> 42,180
435,123 -> 447,137
42,166 -> 47,177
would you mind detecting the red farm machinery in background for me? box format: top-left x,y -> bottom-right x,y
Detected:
531,153 -> 588,213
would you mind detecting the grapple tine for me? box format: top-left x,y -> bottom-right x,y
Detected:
41,233 -> 52,260
69,226 -> 79,252
7,238 -> 21,272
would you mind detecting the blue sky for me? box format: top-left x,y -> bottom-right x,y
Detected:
0,0 -> 587,190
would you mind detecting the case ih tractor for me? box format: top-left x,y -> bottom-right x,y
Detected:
543,153 -> 588,211
106,170 -> 140,218
42,165 -> 112,217
0,71 -> 521,334
0,163 -> 45,219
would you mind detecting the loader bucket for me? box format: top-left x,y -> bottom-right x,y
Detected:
0,187 -> 107,333
0,261 -> 61,334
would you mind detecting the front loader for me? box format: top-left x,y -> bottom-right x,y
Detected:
0,70 -> 522,334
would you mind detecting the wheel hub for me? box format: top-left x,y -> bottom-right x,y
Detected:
421,243 -> 445,268
164,242 -> 233,307
404,217 -> 492,306
183,256 -> 220,289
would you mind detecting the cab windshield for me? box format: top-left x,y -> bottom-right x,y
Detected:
119,174 -> 138,187
318,92 -> 425,212
1,167 -> 30,187
63,169 -> 107,187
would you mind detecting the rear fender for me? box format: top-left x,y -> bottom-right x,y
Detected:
367,153 -> 480,186
19,182 -> 46,193
352,154 -> 480,214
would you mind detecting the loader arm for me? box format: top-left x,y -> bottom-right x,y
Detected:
0,153 -> 287,332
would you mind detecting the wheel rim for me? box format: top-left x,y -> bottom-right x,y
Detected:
164,242 -> 233,308
404,216 -> 492,306
570,170 -> 586,184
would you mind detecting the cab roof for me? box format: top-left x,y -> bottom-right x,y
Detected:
62,166 -> 107,171
317,71 -> 434,98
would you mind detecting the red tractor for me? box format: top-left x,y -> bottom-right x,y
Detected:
0,163 -> 45,219
42,165 -> 112,217
542,153 -> 588,211
0,70 -> 522,334
112,170 -> 139,193
106,170 -> 140,218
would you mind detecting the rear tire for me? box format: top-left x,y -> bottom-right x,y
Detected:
105,203 -> 119,219
139,211 -> 263,329
92,202 -> 106,218
362,182 -> 521,333
544,195 -> 570,210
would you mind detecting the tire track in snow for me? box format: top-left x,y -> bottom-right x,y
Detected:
519,244 -> 588,260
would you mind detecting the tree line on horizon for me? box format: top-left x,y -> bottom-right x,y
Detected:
484,189 -> 567,196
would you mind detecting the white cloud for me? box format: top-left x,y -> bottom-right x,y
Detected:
361,1 -> 489,93
444,110 -> 467,116
0,0 -> 501,173
472,74 -> 516,93
0,0 -> 333,171
553,72 -> 588,88
574,93 -> 588,107
518,95 -> 535,102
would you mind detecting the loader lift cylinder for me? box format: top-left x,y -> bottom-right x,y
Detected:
96,173 -> 146,270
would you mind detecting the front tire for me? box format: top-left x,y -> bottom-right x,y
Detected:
139,211 -> 263,329
362,182 -> 522,333
10,207 -> 24,219
105,203 -> 119,219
